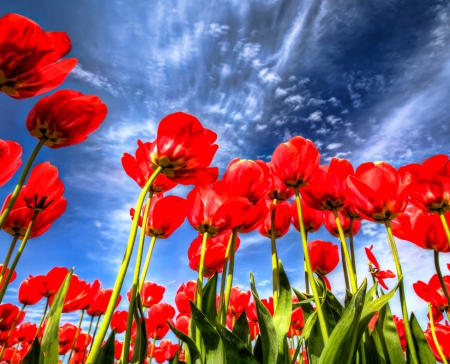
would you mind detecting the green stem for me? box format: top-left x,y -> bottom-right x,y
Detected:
439,209 -> 450,248
89,315 -> 101,353
68,309 -> 84,363
195,231 -> 209,346
86,166 -> 163,364
385,219 -> 419,364
340,241 -> 350,292
332,208 -> 357,293
349,217 -> 357,277
122,192 -> 152,363
81,315 -> 94,363
223,228 -> 238,324
270,198 -> 280,311
294,187 -> 329,343
304,232 -> 309,295
218,233 -> 233,324
428,303 -> 448,364
0,234 -> 19,287
37,298 -> 49,339
148,331 -> 157,364
434,250 -> 450,308
0,137 -> 47,230
139,235 -> 157,291
0,210 -> 39,303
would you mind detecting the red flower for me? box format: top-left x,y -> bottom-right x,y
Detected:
0,304 -> 25,331
308,240 -> 339,289
400,154 -> 450,213
187,180 -> 251,236
8,322 -> 37,347
114,340 -> 123,360
153,340 -> 179,363
122,140 -> 177,193
110,310 -> 128,334
393,315 -> 406,352
149,112 -> 219,185
0,13 -> 77,99
2,347 -> 21,363
391,206 -> 450,252
188,231 -> 240,278
365,246 -> 396,290
127,281 -> 164,309
18,275 -> 45,305
38,267 -> 69,298
288,307 -> 305,338
424,322 -> 450,362
290,199 -> 322,234
0,140 -> 22,187
0,265 -> 16,291
175,315 -> 189,335
301,158 -> 354,211
175,281 -> 196,317
73,332 -> 91,353
346,162 -> 411,222
368,312 -> 379,332
257,201 -> 291,239
146,303 -> 176,340
130,194 -> 186,239
227,287 -> 251,317
248,320 -> 259,341
266,162 -> 295,202
236,199 -> 269,234
26,90 -> 107,148
323,210 -> 361,238
87,286 -> 120,317
270,136 -> 320,188
413,274 -> 450,311
261,297 -> 274,316
59,323 -> 78,355
50,275 -> 92,313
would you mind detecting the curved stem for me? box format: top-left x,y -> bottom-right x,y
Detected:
439,209 -> 450,248
294,187 -> 328,343
385,219 -> 419,364
223,228 -> 238,324
270,198 -> 280,311
218,233 -> 233,323
139,235 -> 157,291
0,137 -> 47,229
332,208 -> 357,293
434,250 -> 450,308
349,217 -> 357,276
428,303 -> 448,364
86,166 -> 163,364
122,192 -> 152,363
0,234 -> 19,287
68,309 -> 84,363
0,210 -> 39,303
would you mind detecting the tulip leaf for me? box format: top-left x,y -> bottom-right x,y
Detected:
202,272 -> 218,325
168,321 -> 200,363
94,331 -> 115,364
232,309 -> 251,350
131,295 -> 148,364
22,338 -> 44,364
41,269 -> 73,364
250,272 -> 278,364
290,310 -> 317,364
273,260 -> 292,364
216,322 -> 260,364
253,335 -> 263,363
317,279 -> 367,364
409,312 -> 435,364
363,332 -> 384,364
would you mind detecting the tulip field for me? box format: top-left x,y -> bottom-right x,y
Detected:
1,11 -> 450,364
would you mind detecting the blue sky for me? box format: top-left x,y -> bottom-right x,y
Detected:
1,0 -> 449,335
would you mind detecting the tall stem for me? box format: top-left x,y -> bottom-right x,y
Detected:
89,315 -> 101,353
68,309 -> 84,363
332,208 -> 357,293
294,187 -> 328,343
0,234 -> 19,287
218,233 -> 233,323
195,231 -> 209,346
428,303 -> 448,364
0,137 -> 47,229
270,198 -> 280,311
0,210 -> 39,303
385,219 -> 419,364
434,250 -> 450,307
304,232 -> 309,294
148,331 -> 157,364
81,315 -> 94,363
439,209 -> 450,248
139,235 -> 157,291
122,192 -> 152,363
223,228 -> 238,324
86,166 -> 163,364
340,241 -> 350,292
37,298 -> 49,339
349,217 -> 357,275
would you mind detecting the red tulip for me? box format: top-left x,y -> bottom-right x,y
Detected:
261,297 -> 274,316
236,198 -> 269,234
257,201 -> 291,239
424,322 -> 450,362
308,240 -> 339,289
127,281 -> 164,308
146,303 -> 176,340
175,281 -> 196,317
266,162 -> 295,202
130,194 -> 186,239
8,322 -> 37,347
153,340 -> 179,363
50,275 -> 92,313
73,332 -> 91,353
323,210 -> 361,238
187,180 -> 251,236
0,265 -> 16,291
59,323 -> 78,355
114,340 -> 123,360
346,162 -> 411,222
248,320 -> 259,341
391,206 -> 450,252
110,310 -> 128,334
413,274 -> 450,311
0,304 -> 25,331
291,199 -> 322,233
400,155 -> 450,213
0,140 -> 22,187
365,245 -> 396,290
227,287 -> 251,317
270,136 -> 320,188
2,347 -> 21,363
26,90 -> 107,148
288,307 -> 305,338
368,312 -> 379,332
38,267 -> 69,298
149,112 -> 219,185
393,315 -> 406,352
122,140 -> 178,193
0,13 -> 77,99
87,286 -> 120,317
18,275 -> 45,305
175,315 -> 189,335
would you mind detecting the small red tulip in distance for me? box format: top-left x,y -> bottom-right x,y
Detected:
175,315 -> 189,335
87,286 -> 120,317
127,281 -> 164,308
110,310 -> 128,334
38,267 -> 69,298
290,199 -> 323,234
153,340 -> 179,363
365,246 -> 396,290
258,201 -> 291,239
0,140 -> 22,187
393,315 -> 406,352
18,275 -> 45,306
146,303 -> 176,340
0,304 -> 25,331
0,265 -> 16,291
266,162 -> 295,202
0,13 -> 77,99
424,322 -> 450,362
175,281 -> 196,317
323,210 -> 361,238
26,89 -> 107,148
308,240 -> 339,289
413,274 -> 450,311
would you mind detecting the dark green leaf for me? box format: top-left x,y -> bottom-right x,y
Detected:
202,272 -> 218,325
217,322 -> 260,364
22,338 -> 44,364
409,312 -> 435,364
131,295 -> 148,364
291,311 -> 317,364
168,320 -> 200,363
233,309 -> 251,350
253,335 -> 263,364
95,332 -> 115,364
363,333 -> 384,364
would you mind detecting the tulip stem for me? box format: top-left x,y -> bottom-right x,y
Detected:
37,298 -> 49,339
294,187 -> 328,343
86,166 -> 163,364
81,315 -> 94,363
0,136 -> 47,230
223,228 -> 238,324
384,219 -> 419,364
123,191 -> 153,363
139,235 -> 157,291
438,209 -> 450,248
219,233 -> 233,324
332,208 -> 357,293
270,198 -> 280,311
349,217 -> 357,275
90,315 -> 101,352
68,309 -> 84,363
340,241 -> 350,293
434,250 -> 450,309
195,231 -> 210,346
148,331 -> 157,364
0,210 -> 39,303
304,232 -> 309,294
0,234 -> 19,287
428,303 -> 448,364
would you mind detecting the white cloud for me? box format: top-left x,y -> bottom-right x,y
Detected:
237,42 -> 261,61
326,143 -> 343,150
308,98 -> 326,106
307,111 -> 323,122
275,87 -> 288,98
284,95 -> 304,105
70,64 -> 118,96
326,115 -> 342,125
208,23 -> 230,37
258,68 -> 281,84
256,124 -> 268,131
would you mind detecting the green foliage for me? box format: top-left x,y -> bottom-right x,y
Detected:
95,332 -> 115,364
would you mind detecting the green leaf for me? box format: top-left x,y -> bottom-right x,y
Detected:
41,269 -> 73,364
233,309 -> 251,350
22,338 -> 44,364
317,279 -> 367,364
273,261 -> 292,364
95,332 -> 115,364
202,272 -> 218,325
217,322 -> 260,364
290,311 -> 317,364
250,272 -> 278,364
131,295 -> 148,364
168,321 -> 200,363
409,313 -> 435,364
363,332 -> 384,364
253,335 -> 263,364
